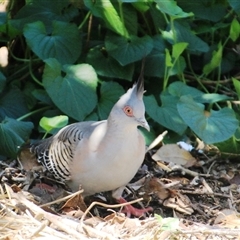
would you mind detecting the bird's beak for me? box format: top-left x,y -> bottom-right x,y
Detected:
137,118 -> 150,131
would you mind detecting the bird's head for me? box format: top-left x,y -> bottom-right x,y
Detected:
109,61 -> 149,131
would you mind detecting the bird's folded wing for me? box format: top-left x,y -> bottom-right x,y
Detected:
30,122 -> 95,181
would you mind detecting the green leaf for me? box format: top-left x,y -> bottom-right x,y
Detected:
132,1 -> 150,12
230,18 -> 240,42
10,0 -> 78,31
228,0 -> 240,15
105,34 -> 153,66
235,127 -> 240,140
215,136 -> 240,157
40,115 -> 68,133
43,59 -> 98,121
23,21 -> 81,64
168,81 -> 203,99
168,82 -> 230,104
144,35 -> 166,77
195,93 -> 231,104
155,0 -> 193,18
97,82 -> 125,119
163,21 -> 209,53
0,22 -> 20,39
0,117 -> 33,158
168,56 -> 186,75
86,46 -> 134,81
22,82 -> 37,110
120,3 -> 138,36
178,0 -> 226,22
203,42 -> 223,76
144,94 -> 187,135
177,96 -> 239,144
155,215 -> 179,231
32,89 -> 53,105
232,77 -> 240,99
140,127 -> 156,146
0,88 -> 29,120
165,49 -> 173,67
144,53 -> 165,77
84,0 -> 128,37
172,42 -> 188,60
0,71 -> 6,93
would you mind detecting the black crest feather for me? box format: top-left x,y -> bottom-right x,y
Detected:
136,58 -> 145,99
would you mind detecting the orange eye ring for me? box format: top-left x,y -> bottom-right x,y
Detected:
123,106 -> 133,117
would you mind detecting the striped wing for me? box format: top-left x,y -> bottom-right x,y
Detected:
30,123 -> 92,181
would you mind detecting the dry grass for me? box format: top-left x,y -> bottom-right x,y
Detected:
1,184 -> 240,240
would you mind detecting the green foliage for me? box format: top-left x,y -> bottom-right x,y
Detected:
0,0 -> 240,158
98,82 -> 124,119
155,214 -> 179,231
40,115 -> 68,137
105,34 -> 153,65
43,59 -> 98,121
145,82 -> 238,143
23,21 -> 82,64
0,117 -> 33,158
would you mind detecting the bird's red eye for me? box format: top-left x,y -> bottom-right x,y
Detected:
123,106 -> 133,117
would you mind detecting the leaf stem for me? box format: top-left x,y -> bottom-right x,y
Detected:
17,106 -> 51,121
29,52 -> 43,87
186,53 -> 209,93
78,11 -> 91,30
42,132 -> 49,139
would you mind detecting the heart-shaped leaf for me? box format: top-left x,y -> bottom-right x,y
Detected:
144,94 -> 187,135
23,21 -> 81,64
168,81 -> 203,99
43,59 -> 98,121
0,117 -> 33,158
177,96 -> 239,143
105,34 -> 153,66
10,0 -> 78,31
97,82 -> 124,119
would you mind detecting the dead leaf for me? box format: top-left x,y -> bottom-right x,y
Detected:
163,193 -> 194,215
61,192 -> 87,212
152,144 -> 197,168
214,209 -> 240,229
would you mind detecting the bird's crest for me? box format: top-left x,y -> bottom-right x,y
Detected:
133,58 -> 146,100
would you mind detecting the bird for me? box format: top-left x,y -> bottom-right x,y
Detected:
29,62 -> 152,217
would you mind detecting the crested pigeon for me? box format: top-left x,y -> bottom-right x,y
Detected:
29,65 -> 151,216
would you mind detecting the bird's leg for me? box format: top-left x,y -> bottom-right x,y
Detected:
117,197 -> 153,217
